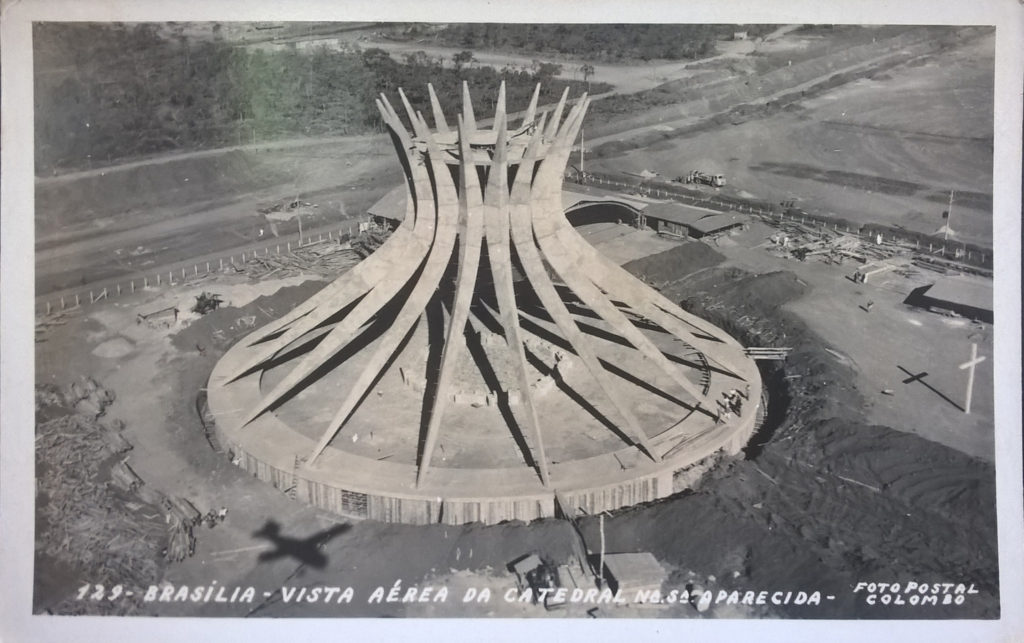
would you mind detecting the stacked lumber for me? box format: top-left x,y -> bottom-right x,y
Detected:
162,496 -> 201,562
110,458 -> 143,492
34,381 -> 214,614
241,240 -> 361,279
35,411 -> 165,604
350,229 -> 389,259
35,311 -> 72,342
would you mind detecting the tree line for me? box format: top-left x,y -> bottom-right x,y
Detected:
34,23 -> 605,174
434,24 -> 780,62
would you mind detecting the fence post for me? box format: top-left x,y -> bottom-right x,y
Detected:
182,267 -> 187,279
90,290 -> 94,303
75,294 -> 80,307
157,274 -> 161,285
61,296 -> 65,310
131,281 -> 135,293
46,301 -> 51,315
117,284 -> 121,295
145,277 -> 149,287
287,242 -> 291,252
195,265 -> 199,276
169,271 -> 173,284
206,262 -> 210,272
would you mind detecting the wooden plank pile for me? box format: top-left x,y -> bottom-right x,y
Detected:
162,496 -> 202,562
34,380 -> 216,613
35,410 -> 166,594
241,240 -> 361,279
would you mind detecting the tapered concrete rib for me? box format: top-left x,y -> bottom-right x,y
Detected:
494,81 -> 507,125
521,84 -> 540,128
416,116 -> 485,486
529,101 -> 705,404
461,81 -> 476,132
242,97 -> 422,348
478,111 -> 551,486
544,87 -> 569,140
236,106 -> 439,422
538,98 -> 747,381
427,84 -> 450,133
308,113 -> 461,464
509,124 -> 659,462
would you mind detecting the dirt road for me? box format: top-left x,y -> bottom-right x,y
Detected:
35,137 -> 401,297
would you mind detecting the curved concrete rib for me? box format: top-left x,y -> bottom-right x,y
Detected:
526,99 -> 749,381
416,114 -> 486,486
530,99 -> 707,408
427,83 -> 450,134
233,105 -> 440,419
477,109 -> 551,487
461,81 -> 476,132
509,118 -> 659,463
307,110 -> 461,464
241,96 -> 425,349
521,83 -> 540,129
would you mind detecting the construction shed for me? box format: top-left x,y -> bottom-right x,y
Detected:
601,552 -> 668,599
905,274 -> 993,323
640,202 -> 744,238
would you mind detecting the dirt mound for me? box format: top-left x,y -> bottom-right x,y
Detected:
92,336 -> 135,359
622,242 -> 725,282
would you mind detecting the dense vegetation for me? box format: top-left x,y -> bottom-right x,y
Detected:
434,24 -> 780,61
34,23 -> 605,174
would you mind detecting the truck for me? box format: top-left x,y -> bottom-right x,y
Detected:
679,170 -> 726,188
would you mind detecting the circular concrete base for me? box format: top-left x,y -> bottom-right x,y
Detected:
207,306 -> 763,525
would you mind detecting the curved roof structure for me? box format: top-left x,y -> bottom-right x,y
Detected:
207,82 -> 762,525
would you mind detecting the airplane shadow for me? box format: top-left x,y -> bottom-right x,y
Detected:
252,519 -> 351,570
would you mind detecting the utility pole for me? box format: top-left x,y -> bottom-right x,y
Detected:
944,189 -> 955,241
580,126 -> 585,178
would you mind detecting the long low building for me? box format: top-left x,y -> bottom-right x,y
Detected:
369,184 -> 745,239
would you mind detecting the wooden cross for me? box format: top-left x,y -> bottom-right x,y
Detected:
958,343 -> 986,414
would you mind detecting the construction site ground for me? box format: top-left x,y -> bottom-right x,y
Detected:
586,30 -> 993,248
31,25 -> 997,620
33,222 -> 997,618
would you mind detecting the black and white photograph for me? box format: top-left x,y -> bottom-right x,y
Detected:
2,1 -> 1022,641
